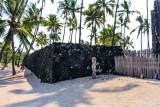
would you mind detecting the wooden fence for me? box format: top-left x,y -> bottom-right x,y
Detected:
114,49 -> 160,80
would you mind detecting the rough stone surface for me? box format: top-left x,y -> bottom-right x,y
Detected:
23,43 -> 123,83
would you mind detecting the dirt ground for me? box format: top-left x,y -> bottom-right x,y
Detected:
0,67 -> 160,107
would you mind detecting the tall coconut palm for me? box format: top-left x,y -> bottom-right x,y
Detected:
130,15 -> 145,53
67,0 -> 81,23
66,17 -> 77,43
95,0 -> 115,28
0,0 -> 29,62
58,0 -> 70,43
83,4 -> 103,45
0,0 -> 33,75
43,14 -> 62,44
112,0 -> 119,46
67,17 -> 73,43
67,0 -> 81,43
118,0 -> 140,38
116,14 -> 130,46
146,0 -> 150,49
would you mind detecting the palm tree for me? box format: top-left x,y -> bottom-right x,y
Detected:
83,4 -> 103,45
130,15 -> 145,53
67,0 -> 81,43
23,3 -> 42,57
95,0 -> 115,27
112,0 -> 119,46
79,0 -> 83,44
146,0 -> 150,49
58,0 -> 70,43
73,18 -> 78,43
118,0 -> 140,38
67,0 -> 81,23
67,17 -> 73,43
66,17 -> 77,43
36,31 -> 49,48
122,36 -> 134,50
0,0 -> 33,75
43,14 -> 62,44
116,14 -> 130,46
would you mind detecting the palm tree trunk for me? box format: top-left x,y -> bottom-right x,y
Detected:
62,13 -> 67,43
90,32 -> 92,45
121,25 -> 123,36
120,24 -> 123,46
68,29 -> 71,43
17,46 -> 24,67
11,31 -> 16,75
146,0 -> 150,49
94,23 -> 97,45
123,25 -> 126,39
79,0 -> 83,44
71,29 -> 73,43
112,0 -> 119,46
103,36 -> 105,45
141,31 -> 143,56
90,20 -> 94,45
75,28 -> 77,44
103,0 -> 106,28
3,53 -> 8,67
123,24 -> 126,47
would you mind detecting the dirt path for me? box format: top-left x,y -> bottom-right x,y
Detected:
0,67 -> 160,107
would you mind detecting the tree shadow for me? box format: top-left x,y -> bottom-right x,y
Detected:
0,76 -> 25,86
0,69 -> 11,78
90,83 -> 138,93
0,72 -> 25,86
0,85 -> 6,88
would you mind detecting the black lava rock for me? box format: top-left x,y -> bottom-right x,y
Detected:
23,43 -> 123,83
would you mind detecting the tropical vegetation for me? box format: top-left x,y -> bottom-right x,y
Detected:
0,0 -> 151,74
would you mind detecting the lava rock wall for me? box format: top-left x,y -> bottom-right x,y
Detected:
23,43 -> 123,83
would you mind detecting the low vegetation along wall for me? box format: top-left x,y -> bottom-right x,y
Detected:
23,43 -> 123,83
